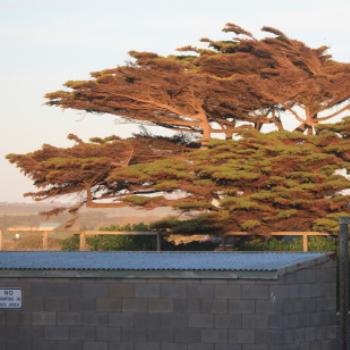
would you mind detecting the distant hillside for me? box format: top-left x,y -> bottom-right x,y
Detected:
0,202 -> 176,230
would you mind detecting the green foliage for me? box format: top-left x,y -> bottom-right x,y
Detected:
60,222 -> 219,251
87,235 -> 156,251
91,222 -> 156,251
99,223 -> 152,231
240,236 -> 336,252
221,197 -> 270,211
240,220 -> 261,230
151,217 -> 219,234
9,108 -> 350,237
61,235 -> 80,251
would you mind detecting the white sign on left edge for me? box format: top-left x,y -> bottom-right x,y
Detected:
0,288 -> 22,309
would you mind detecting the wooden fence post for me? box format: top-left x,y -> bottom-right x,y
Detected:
42,231 -> 49,250
80,232 -> 87,251
156,232 -> 162,252
302,234 -> 308,252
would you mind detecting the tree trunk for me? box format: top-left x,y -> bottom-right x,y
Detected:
225,129 -> 234,140
200,116 -> 211,148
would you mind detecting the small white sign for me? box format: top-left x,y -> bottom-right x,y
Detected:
0,289 -> 22,309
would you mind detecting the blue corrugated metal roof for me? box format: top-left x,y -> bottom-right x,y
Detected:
0,251 -> 328,272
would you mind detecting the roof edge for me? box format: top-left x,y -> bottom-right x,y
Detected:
276,252 -> 334,277
0,268 -> 281,280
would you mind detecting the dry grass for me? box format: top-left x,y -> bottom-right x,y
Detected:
1,232 -> 72,251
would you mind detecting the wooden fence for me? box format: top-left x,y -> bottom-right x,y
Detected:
0,227 -> 331,252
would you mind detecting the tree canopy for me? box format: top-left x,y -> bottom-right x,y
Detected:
7,22 -> 350,235
46,23 -> 350,139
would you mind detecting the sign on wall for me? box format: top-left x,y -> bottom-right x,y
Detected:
0,288 -> 22,308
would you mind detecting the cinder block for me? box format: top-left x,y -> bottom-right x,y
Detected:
70,297 -> 96,312
240,285 -> 269,300
187,299 -> 201,313
134,312 -> 161,329
303,298 -> 317,313
57,311 -> 81,326
242,344 -> 268,350
172,299 -> 187,313
122,298 -> 148,312
295,268 -> 316,284
135,284 -> 160,298
33,339 -> 65,350
188,344 -> 214,350
0,263 -> 338,350
57,341 -> 84,350
108,342 -> 133,350
81,283 -> 109,299
32,311 -> 56,326
215,285 -> 240,299
215,314 -> 241,329
24,297 -> 45,311
96,326 -> 121,341
44,283 -> 82,298
83,311 -> 108,326
135,342 -> 160,350
122,328 -> 148,342
45,297 -> 69,311
160,343 -> 187,350
45,326 -> 69,340
315,267 -> 335,283
201,328 -> 227,344
255,299 -> 278,314
320,283 -> 336,298
5,340 -> 30,350
189,313 -> 213,328
108,312 -> 133,328
242,314 -> 269,329
229,300 -> 255,314
201,279 -> 228,285
285,314 -> 299,328
316,297 -> 335,312
8,326 -> 43,343
160,284 -> 187,298
148,328 -> 174,342
216,345 -> 242,350
187,284 -> 214,299
160,313 -> 187,329
70,326 -> 95,340
173,328 -> 201,343
305,326 -> 317,341
229,329 -> 255,344
83,341 -> 108,350
270,285 -> 289,299
320,339 -> 338,350
201,300 -> 228,314
254,329 -> 285,345
96,297 -> 122,312
109,283 -> 135,297
268,314 -> 285,329
149,298 -> 173,313
6,311 -> 31,325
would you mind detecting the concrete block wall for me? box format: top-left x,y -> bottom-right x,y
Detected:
0,260 -> 336,350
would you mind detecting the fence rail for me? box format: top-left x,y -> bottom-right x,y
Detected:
0,227 -> 332,253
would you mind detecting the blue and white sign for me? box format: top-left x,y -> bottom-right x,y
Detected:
0,288 -> 22,308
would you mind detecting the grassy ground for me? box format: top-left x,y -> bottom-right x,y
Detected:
1,231 -> 72,251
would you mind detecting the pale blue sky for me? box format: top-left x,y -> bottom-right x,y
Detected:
1,0 -> 350,202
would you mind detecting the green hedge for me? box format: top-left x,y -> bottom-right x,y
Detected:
61,224 -> 337,252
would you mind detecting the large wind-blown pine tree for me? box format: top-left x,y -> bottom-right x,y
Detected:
7,22 -> 350,234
